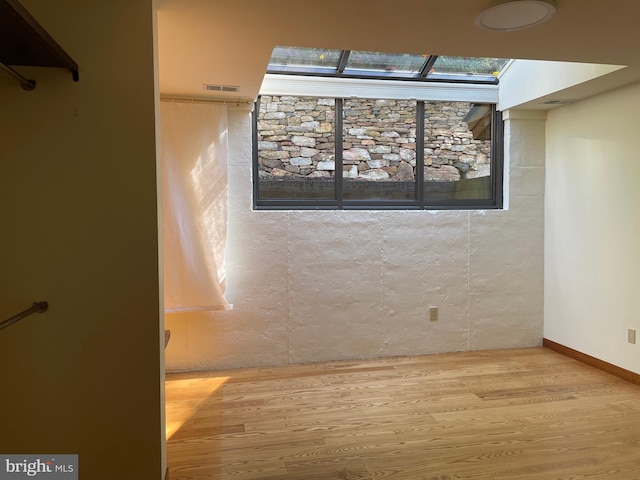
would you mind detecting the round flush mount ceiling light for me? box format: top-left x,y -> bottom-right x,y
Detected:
475,0 -> 556,31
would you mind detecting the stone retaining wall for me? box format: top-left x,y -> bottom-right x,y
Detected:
257,96 -> 491,182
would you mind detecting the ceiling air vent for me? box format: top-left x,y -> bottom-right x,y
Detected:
542,99 -> 575,105
203,84 -> 240,93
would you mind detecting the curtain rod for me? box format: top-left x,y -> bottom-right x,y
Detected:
160,96 -> 253,106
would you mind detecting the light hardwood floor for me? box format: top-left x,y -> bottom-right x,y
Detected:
166,347 -> 640,479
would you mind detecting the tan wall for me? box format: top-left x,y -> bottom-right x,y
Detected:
0,1 -> 164,478
545,81 -> 640,374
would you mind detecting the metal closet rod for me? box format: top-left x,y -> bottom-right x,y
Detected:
0,63 -> 36,91
0,302 -> 48,331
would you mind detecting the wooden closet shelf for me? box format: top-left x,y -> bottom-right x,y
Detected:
0,0 -> 79,86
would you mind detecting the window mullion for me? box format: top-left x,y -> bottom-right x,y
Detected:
336,98 -> 344,208
416,101 -> 425,207
252,98 -> 260,208
419,55 -> 438,78
492,107 -> 504,208
337,51 -> 351,74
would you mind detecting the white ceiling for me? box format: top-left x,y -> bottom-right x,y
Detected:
157,0 -> 640,103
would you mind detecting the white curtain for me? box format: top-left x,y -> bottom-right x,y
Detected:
161,101 -> 230,313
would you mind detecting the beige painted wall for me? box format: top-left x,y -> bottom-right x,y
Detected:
165,107 -> 545,371
499,60 -> 625,111
0,1 -> 164,478
545,81 -> 640,374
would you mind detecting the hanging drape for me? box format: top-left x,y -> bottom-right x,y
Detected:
161,101 -> 230,312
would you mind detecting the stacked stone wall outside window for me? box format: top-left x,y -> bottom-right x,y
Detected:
424,102 -> 492,182
342,98 -> 416,182
257,95 -> 492,183
257,96 -> 336,180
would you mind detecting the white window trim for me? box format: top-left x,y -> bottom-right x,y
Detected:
260,74 -> 499,104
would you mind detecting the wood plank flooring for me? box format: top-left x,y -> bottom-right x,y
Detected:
166,347 -> 640,479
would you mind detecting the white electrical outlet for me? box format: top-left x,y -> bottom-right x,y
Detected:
628,328 -> 636,344
429,307 -> 438,322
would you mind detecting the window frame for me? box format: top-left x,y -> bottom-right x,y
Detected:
252,96 -> 504,211
267,48 -> 509,85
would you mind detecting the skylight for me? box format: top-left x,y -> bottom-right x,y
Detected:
267,47 -> 510,84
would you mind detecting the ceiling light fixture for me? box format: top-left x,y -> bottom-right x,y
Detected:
475,0 -> 556,31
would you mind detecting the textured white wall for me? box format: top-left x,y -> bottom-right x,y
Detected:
165,107 -> 545,371
545,82 -> 640,374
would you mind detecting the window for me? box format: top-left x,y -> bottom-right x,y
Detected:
253,47 -> 506,210
253,96 -> 503,210
342,97 -> 417,202
267,47 -> 509,84
256,96 -> 336,203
